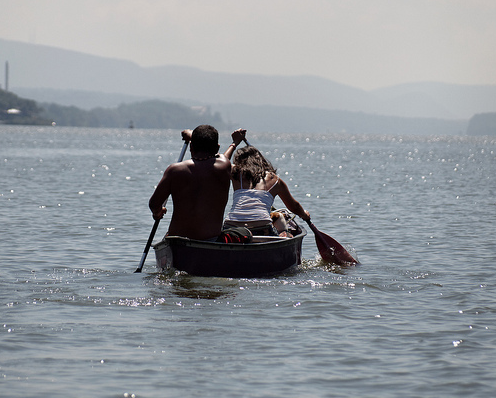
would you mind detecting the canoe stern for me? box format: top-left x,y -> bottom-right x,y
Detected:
153,228 -> 306,278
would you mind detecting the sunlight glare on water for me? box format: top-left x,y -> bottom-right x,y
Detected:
1,126 -> 495,397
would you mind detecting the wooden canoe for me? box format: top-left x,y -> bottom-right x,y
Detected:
153,222 -> 306,278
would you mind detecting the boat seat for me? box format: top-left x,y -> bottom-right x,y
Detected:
251,235 -> 290,243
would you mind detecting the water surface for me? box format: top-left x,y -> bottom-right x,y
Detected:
1,126 -> 495,397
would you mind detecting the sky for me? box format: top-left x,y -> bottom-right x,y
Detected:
1,0 -> 496,90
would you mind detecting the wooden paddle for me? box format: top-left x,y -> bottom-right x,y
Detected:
134,141 -> 189,273
305,219 -> 359,265
242,137 -> 357,265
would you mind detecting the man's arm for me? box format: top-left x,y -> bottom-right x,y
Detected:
149,129 -> 190,220
149,166 -> 173,220
181,129 -> 192,143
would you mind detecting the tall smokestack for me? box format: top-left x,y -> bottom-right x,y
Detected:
5,61 -> 9,91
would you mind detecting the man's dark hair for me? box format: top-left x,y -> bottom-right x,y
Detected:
191,125 -> 219,155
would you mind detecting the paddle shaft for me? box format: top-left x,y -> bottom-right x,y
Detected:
134,141 -> 189,273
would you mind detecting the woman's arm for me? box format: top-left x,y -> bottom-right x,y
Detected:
274,177 -> 311,220
223,128 -> 246,159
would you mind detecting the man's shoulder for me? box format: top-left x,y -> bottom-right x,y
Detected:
167,156 -> 230,172
165,159 -> 193,175
173,159 -> 194,167
214,155 -> 233,172
215,154 -> 231,165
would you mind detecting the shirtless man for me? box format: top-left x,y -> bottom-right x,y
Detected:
149,125 -> 246,241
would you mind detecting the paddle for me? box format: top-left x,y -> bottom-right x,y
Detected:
243,137 -> 357,265
134,141 -> 189,273
305,219 -> 358,265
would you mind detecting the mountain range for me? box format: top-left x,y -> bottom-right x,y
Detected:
1,38 -> 495,134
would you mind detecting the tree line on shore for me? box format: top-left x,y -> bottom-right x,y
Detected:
2,87 -> 495,135
0,88 -> 227,129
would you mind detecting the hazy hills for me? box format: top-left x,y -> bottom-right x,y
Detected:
1,38 -> 495,133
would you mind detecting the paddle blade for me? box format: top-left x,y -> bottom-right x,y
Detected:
306,221 -> 358,265
134,252 -> 147,273
134,218 -> 161,273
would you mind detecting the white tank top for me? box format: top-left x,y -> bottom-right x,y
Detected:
225,175 -> 278,222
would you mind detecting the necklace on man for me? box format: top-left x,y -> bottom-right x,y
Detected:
191,154 -> 219,161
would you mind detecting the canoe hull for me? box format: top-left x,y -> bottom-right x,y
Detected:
153,229 -> 306,278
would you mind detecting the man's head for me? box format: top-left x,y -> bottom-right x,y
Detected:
191,125 -> 220,155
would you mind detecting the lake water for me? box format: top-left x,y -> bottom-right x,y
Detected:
1,125 -> 495,397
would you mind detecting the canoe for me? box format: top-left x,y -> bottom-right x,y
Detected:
153,214 -> 307,278
153,229 -> 306,278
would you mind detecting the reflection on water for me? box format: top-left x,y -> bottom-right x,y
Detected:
149,272 -> 240,300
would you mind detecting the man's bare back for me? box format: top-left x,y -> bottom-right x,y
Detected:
149,125 -> 246,241
151,156 -> 231,240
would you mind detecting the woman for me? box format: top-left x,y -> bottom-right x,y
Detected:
224,145 -> 311,236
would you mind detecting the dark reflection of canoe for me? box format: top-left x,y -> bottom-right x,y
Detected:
153,225 -> 306,278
